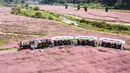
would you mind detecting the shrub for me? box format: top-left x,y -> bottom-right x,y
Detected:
69,23 -> 75,26
34,12 -> 43,18
48,16 -> 53,20
116,25 -> 129,31
91,21 -> 106,28
15,6 -> 22,14
11,7 -> 16,11
49,12 -> 54,15
83,3 -> 105,9
84,6 -> 88,12
10,6 -> 22,15
20,10 -> 27,16
80,19 -> 86,23
10,10 -> 15,14
33,6 -> 40,11
77,4 -> 80,10
25,4 -> 29,8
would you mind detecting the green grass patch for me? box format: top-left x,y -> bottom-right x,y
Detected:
79,3 -> 115,9
125,50 -> 130,52
80,3 -> 114,9
11,5 -> 130,36
0,2 -> 3,7
0,40 -> 8,46
64,15 -> 130,36
113,10 -> 130,13
0,48 -> 18,52
81,3 -> 105,9
11,5 -> 61,21
21,10 -> 61,21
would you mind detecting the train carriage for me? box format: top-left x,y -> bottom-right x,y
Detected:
51,36 -> 74,46
75,36 -> 98,46
99,38 -> 126,50
37,39 -> 52,48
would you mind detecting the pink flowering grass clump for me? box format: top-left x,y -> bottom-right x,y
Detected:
0,46 -> 130,73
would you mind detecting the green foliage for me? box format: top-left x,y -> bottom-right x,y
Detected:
81,3 -> 105,9
1,0 -> 130,10
25,4 -> 29,8
34,12 -> 43,18
77,4 -> 80,10
0,40 -> 7,46
65,15 -> 130,35
11,5 -> 61,21
33,6 -> 40,11
84,5 -> 88,12
0,2 -> 3,7
11,5 -> 22,15
10,10 -> 15,14
114,3 -> 130,10
80,19 -> 86,23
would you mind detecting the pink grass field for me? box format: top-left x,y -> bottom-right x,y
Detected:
0,46 -> 130,73
0,7 -> 130,73
40,5 -> 130,23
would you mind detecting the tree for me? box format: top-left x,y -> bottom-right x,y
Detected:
77,4 -> 80,10
84,5 -> 88,12
105,6 -> 108,12
2,0 -> 130,10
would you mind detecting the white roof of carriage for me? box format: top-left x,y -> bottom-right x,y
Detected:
51,36 -> 74,40
75,36 -> 98,40
99,38 -> 126,44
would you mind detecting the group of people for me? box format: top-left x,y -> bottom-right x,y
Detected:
101,41 -> 122,49
53,39 -> 98,47
37,39 -> 52,48
77,39 -> 97,46
53,40 -> 73,46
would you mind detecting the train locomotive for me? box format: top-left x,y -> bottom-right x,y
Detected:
18,39 -> 52,51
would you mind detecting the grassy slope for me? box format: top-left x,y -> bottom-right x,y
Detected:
64,15 -> 130,36
12,6 -> 130,36
80,3 -> 114,9
20,9 -> 61,21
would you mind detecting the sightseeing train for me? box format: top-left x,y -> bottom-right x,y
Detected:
18,36 -> 126,51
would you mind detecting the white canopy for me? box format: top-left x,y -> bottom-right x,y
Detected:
75,36 -> 98,41
99,38 -> 126,44
51,36 -> 74,41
